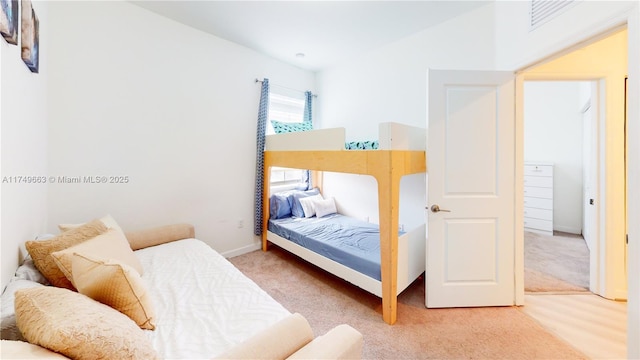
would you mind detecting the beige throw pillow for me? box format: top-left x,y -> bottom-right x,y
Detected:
50,228 -> 144,286
25,220 -> 108,290
14,287 -> 160,360
71,253 -> 156,330
57,214 -> 123,233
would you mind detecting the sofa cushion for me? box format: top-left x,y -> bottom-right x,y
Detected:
14,287 -> 159,360
25,220 -> 108,290
124,223 -> 195,251
213,313 -> 313,360
50,227 -> 143,285
71,253 -> 155,330
0,340 -> 69,359
287,324 -> 364,360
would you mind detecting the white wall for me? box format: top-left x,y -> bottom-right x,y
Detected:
524,81 -> 585,234
495,1 -> 636,70
45,1 -> 314,256
316,3 -> 496,229
1,2 -> 49,289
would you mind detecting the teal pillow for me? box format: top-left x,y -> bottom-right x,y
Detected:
271,120 -> 312,134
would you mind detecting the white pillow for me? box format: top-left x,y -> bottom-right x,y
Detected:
313,197 -> 338,218
298,194 -> 324,218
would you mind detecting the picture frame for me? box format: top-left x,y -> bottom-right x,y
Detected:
0,0 -> 18,45
21,0 -> 38,73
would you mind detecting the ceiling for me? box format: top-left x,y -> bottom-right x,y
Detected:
131,1 -> 489,72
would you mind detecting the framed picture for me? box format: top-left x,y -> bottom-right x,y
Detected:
21,0 -> 38,73
0,0 -> 18,45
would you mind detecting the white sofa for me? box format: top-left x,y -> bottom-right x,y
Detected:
0,218 -> 363,359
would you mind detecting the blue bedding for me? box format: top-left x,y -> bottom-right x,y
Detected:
268,214 -> 402,281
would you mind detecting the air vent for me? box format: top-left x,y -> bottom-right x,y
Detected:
530,0 -> 577,30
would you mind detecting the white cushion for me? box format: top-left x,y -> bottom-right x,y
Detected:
298,194 -> 323,218
313,197 -> 338,218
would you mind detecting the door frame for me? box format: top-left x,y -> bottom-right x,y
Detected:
512,6 -> 639,358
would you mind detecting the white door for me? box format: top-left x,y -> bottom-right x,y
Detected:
426,70 -> 516,308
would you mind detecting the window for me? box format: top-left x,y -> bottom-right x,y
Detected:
268,87 -> 309,191
267,88 -> 306,135
270,167 -> 308,193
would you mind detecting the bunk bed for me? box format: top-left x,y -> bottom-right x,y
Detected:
261,122 -> 427,325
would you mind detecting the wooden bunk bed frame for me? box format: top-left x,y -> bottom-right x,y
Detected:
261,123 -> 427,325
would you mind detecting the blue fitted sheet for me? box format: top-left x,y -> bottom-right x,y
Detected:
268,214 -> 401,281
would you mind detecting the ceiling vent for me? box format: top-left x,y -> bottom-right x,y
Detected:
530,0 -> 577,31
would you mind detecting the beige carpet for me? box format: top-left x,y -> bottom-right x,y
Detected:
230,246 -> 587,359
524,231 -> 590,293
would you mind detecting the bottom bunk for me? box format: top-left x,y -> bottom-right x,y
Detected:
267,214 -> 425,298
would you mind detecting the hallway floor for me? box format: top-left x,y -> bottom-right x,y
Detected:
520,293 -> 627,359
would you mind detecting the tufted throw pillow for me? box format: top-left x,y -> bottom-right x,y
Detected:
14,287 -> 160,360
50,228 -> 144,287
25,220 -> 108,290
71,253 -> 155,330
1,279 -> 45,341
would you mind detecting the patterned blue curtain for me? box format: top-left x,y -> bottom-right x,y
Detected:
302,91 -> 313,189
254,79 -> 270,236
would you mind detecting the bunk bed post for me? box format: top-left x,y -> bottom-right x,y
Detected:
375,151 -> 401,325
262,159 -> 271,251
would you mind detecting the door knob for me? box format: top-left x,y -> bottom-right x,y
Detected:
430,204 -> 450,213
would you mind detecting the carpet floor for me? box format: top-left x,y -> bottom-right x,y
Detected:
524,231 -> 590,293
230,246 -> 587,359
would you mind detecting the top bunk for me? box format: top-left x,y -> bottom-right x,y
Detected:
263,122 -> 427,177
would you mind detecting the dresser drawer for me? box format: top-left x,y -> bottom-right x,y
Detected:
524,196 -> 553,210
524,217 -> 553,232
524,175 -> 553,188
524,207 -> 552,221
524,186 -> 553,199
524,164 -> 553,177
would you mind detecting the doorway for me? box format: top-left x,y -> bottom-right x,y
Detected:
523,80 -> 592,294
518,27 -> 629,358
520,28 -> 628,300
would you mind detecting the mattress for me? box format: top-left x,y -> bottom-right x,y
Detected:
269,214 -> 401,281
135,239 -> 291,359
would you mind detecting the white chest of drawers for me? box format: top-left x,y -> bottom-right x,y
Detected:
524,162 -> 553,235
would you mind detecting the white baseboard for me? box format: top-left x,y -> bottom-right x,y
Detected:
553,225 -> 582,235
221,242 -> 261,258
